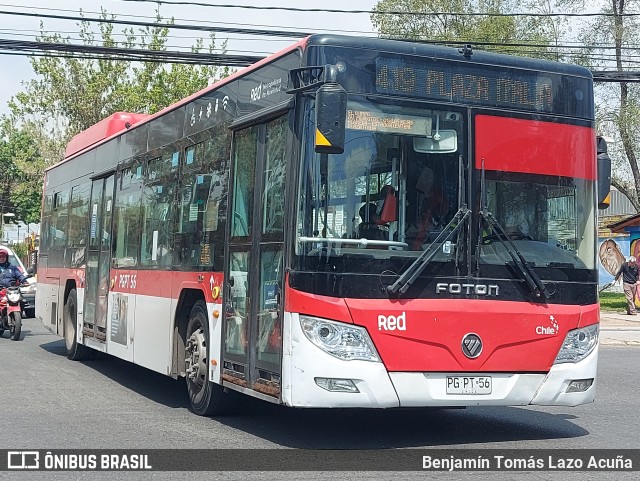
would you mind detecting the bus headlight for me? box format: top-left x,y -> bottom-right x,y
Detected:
300,315 -> 381,362
554,324 -> 599,364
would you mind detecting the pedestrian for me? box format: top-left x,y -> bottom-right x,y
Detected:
615,256 -> 640,315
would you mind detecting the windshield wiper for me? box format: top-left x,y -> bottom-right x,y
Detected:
477,159 -> 548,299
388,154 -> 469,296
387,206 -> 470,295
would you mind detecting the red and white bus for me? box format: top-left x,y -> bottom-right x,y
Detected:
38,35 -> 609,415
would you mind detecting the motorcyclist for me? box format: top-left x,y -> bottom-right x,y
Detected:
0,248 -> 27,288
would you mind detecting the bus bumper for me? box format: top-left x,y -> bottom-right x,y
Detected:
389,346 -> 597,408
283,313 -> 597,408
529,344 -> 598,406
282,312 -> 399,408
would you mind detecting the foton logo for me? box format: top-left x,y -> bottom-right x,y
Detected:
436,283 -> 499,296
378,312 -> 406,331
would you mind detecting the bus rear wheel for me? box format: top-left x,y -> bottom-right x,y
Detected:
64,289 -> 90,360
185,300 -> 233,416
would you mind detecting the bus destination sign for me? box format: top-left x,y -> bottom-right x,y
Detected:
374,56 -> 586,115
346,110 -> 432,135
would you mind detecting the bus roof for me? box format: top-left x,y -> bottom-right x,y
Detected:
56,34 -> 592,168
64,112 -> 150,158
307,34 -> 593,79
56,37 -> 308,167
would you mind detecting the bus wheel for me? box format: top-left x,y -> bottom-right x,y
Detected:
185,300 -> 233,416
64,289 -> 89,360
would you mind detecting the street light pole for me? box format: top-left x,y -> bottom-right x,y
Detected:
2,212 -> 16,243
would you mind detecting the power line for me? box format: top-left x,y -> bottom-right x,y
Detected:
3,6 -> 640,53
118,0 -> 640,18
380,35 -> 638,52
0,50 -> 243,65
2,37 -> 640,82
0,3 -> 374,37
7,24 -> 640,58
0,38 -> 261,66
0,30 -> 274,55
0,27 -> 295,45
5,32 -> 640,69
592,71 -> 640,82
0,9 -> 312,38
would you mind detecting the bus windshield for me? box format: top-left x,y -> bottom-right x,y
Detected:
296,97 -> 464,269
295,97 -> 594,278
477,172 -> 595,271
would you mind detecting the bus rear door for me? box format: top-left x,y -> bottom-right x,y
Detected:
83,174 -> 115,347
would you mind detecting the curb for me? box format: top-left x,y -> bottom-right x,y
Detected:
600,339 -> 640,347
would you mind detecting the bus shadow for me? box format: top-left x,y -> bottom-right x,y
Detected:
38,339 -> 589,448
213,400 -> 590,448
39,339 -> 191,410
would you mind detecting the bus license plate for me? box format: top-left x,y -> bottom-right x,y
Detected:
446,376 -> 492,395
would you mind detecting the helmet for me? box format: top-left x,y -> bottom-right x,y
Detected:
0,247 -> 9,256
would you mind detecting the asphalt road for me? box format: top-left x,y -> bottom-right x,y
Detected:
0,317 -> 638,480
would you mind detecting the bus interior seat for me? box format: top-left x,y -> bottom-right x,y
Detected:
376,185 -> 397,225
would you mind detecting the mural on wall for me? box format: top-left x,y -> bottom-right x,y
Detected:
633,238 -> 640,265
599,239 -> 625,277
598,237 -> 629,288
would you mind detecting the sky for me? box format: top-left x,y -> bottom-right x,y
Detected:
0,0 -> 379,117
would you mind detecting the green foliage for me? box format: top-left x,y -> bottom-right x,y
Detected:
2,6 -> 233,225
576,1 -> 640,210
8,7 -> 232,156
0,120 -> 45,224
11,242 -> 29,265
599,291 -> 627,312
370,0 -> 568,58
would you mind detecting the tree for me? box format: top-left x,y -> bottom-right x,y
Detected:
370,0 -> 563,58
0,119 -> 45,224
7,7 -> 232,163
3,7 -> 233,223
576,1 -> 640,209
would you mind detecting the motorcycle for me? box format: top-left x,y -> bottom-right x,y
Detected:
0,281 -> 26,341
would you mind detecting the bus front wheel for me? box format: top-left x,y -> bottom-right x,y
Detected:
185,300 -> 234,416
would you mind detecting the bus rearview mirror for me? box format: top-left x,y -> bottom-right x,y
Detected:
315,83 -> 347,154
597,136 -> 611,209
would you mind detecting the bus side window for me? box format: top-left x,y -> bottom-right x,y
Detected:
177,125 -> 230,271
113,163 -> 143,268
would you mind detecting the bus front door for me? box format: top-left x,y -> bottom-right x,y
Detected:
224,116 -> 287,399
83,175 -> 115,344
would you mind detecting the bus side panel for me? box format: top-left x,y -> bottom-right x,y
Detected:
126,292 -> 173,374
130,271 -> 174,375
36,266 -> 84,336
